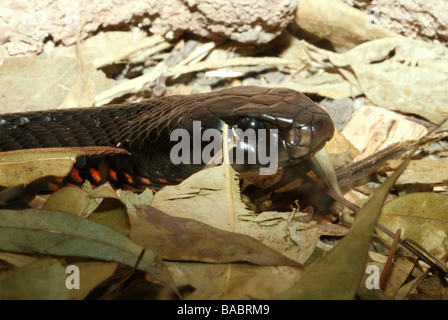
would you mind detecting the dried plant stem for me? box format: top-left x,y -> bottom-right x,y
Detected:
222,124 -> 235,232
380,228 -> 401,290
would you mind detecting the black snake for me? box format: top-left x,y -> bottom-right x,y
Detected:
0,86 -> 334,190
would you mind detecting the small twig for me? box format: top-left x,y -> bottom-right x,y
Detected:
222,124 -> 235,232
380,229 -> 401,290
221,124 -> 233,298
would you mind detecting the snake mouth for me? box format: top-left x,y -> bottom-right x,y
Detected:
277,112 -> 335,167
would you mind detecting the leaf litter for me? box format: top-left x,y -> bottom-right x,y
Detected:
0,7 -> 448,299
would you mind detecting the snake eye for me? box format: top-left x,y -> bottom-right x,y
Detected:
234,117 -> 267,144
286,128 -> 301,146
237,117 -> 266,131
284,126 -> 312,146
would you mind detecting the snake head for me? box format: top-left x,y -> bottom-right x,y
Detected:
203,86 -> 335,171
278,107 -> 335,165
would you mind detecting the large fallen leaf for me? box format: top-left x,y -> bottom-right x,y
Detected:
0,146 -> 130,187
384,159 -> 448,185
341,37 -> 448,124
0,56 -> 115,113
88,183 -> 130,235
151,165 -> 319,264
379,193 -> 448,256
0,258 -> 68,300
276,146 -> 414,299
294,0 -> 397,50
341,105 -> 428,161
0,251 -> 38,267
147,163 -> 319,299
50,31 -> 167,70
0,209 -> 174,290
67,261 -> 118,300
150,164 -> 243,231
129,205 -> 303,268
165,262 -> 301,300
382,257 -> 417,297
43,187 -> 97,217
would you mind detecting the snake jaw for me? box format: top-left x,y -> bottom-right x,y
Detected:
310,111 -> 335,153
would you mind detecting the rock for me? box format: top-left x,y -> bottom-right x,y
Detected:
0,0 -> 296,57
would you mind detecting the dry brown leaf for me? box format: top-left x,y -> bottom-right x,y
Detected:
151,165 -> 320,264
272,78 -> 363,100
384,159 -> 448,185
0,258 -> 68,300
342,105 -> 427,161
94,62 -> 167,106
43,187 -> 95,217
67,261 -> 118,300
88,183 -> 130,235
50,30 -> 171,69
164,262 -> 301,300
295,0 -> 398,50
382,257 -> 417,297
326,128 -> 358,169
0,57 -> 115,114
379,193 -> 448,256
342,37 -> 448,124
129,205 -> 302,268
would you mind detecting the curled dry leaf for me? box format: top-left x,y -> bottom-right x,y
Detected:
42,187 -> 97,217
340,37 -> 448,124
42,182 -> 130,235
0,251 -> 38,268
88,183 -> 130,235
50,30 -> 167,69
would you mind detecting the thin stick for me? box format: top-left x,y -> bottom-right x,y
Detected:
221,124 -> 233,297
222,124 -> 235,232
380,228 -> 401,290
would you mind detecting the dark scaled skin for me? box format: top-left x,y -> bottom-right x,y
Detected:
0,86 -> 334,190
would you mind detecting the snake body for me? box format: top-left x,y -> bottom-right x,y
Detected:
0,86 -> 334,190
